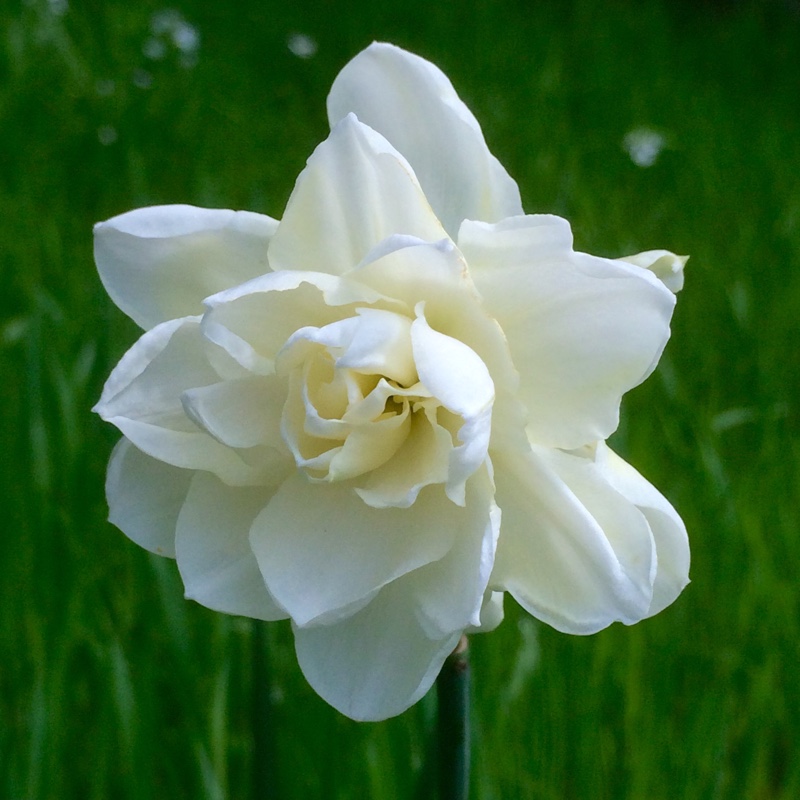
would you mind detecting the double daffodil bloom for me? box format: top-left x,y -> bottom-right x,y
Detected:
94,43 -> 689,721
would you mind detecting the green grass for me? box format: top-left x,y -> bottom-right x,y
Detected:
2,0 -> 799,797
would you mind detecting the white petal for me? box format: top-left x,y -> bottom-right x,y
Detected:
411,309 -> 494,504
460,215 -> 675,449
105,437 -> 192,557
95,205 -> 278,330
621,250 -> 687,294
593,442 -> 690,616
293,581 -> 461,721
332,308 -> 417,386
404,465 -> 500,637
491,445 -> 655,634
202,269 -> 392,375
466,590 -> 505,634
94,317 -> 280,485
268,114 -> 447,277
181,375 -> 286,449
328,42 -> 522,237
351,235 -> 469,312
176,472 -> 288,621
249,475 -> 457,627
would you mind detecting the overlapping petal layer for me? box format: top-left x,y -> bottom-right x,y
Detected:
176,472 -> 288,621
292,466 -> 499,720
104,438 -> 191,558
460,215 -> 676,450
328,42 -> 522,237
269,113 -> 447,276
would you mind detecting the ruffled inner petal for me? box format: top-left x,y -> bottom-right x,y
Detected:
411,308 -> 494,504
202,269 -> 393,374
355,405 -> 452,508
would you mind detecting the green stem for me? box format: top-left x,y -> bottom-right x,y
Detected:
437,635 -> 471,800
252,620 -> 276,799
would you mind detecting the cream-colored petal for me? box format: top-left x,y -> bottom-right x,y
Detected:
355,410 -> 451,508
176,472 -> 288,621
269,114 -> 447,276
492,445 -> 655,633
327,42 -> 522,237
249,475 -> 461,627
460,215 -> 675,449
105,437 -> 191,558
351,236 -> 521,431
95,205 -> 277,330
332,308 -> 417,387
325,407 -> 411,481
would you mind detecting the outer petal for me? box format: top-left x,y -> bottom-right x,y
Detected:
328,42 -> 522,237
593,442 -> 690,616
621,250 -> 687,294
284,468 -> 497,720
460,215 -> 675,449
94,317 -> 281,486
95,205 -> 278,330
105,437 -> 192,558
404,465 -> 500,637
249,476 -> 457,627
491,445 -> 656,634
293,581 -> 461,721
268,114 -> 447,277
175,471 -> 288,621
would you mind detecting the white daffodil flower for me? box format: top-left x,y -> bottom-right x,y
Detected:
94,42 -> 689,721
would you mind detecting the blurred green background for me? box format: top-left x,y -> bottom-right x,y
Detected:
2,0 -> 799,797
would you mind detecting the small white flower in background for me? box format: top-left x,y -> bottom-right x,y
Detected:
93,43 -> 689,721
287,32 -> 318,59
623,127 -> 666,168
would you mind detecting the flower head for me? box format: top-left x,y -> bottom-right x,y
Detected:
93,43 -> 689,721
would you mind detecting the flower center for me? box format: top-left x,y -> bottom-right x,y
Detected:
276,308 -> 431,483
273,303 -> 495,509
